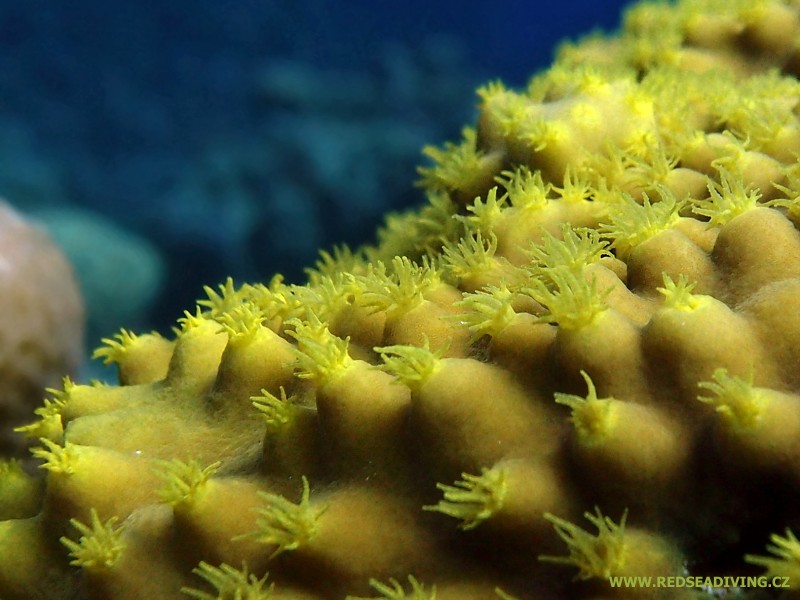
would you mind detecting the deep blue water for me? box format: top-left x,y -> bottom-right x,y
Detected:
0,0 -> 631,341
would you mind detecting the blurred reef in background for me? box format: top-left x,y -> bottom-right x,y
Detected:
0,0 -> 628,355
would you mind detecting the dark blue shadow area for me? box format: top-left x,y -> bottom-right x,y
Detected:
0,0 -> 631,342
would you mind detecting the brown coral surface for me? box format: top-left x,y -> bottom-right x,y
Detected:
0,200 -> 84,457
3,0 -> 800,599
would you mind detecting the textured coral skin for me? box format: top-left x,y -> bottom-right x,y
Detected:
0,200 -> 84,457
5,0 -> 800,599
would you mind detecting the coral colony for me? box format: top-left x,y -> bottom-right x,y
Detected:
3,0 -> 800,598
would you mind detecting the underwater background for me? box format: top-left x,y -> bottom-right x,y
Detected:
0,0 -> 629,355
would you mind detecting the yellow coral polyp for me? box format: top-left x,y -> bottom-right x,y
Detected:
182,561 -> 275,600
455,285 -> 518,340
177,308 -> 211,333
92,328 -> 141,365
31,438 -> 78,475
601,189 -> 684,259
357,256 -> 438,317
374,341 -> 442,390
346,575 -> 434,600
237,476 -> 324,559
417,127 -> 484,192
60,508 -> 126,571
551,167 -> 594,205
520,117 -> 566,152
243,277 -> 307,327
308,245 -> 367,282
197,277 -> 244,317
423,467 -> 508,530
692,164 -> 763,226
288,317 -> 353,383
524,268 -> 610,331
554,371 -> 617,445
459,186 -> 507,235
657,273 -> 705,311
540,508 -> 629,580
215,301 -> 268,340
13,377 -> 74,442
13,399 -> 63,441
698,367 -> 764,430
251,386 -> 297,430
440,232 -> 502,286
497,166 -> 551,211
745,528 -> 800,587
774,163 -> 800,222
156,459 -> 221,508
524,224 -> 611,276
